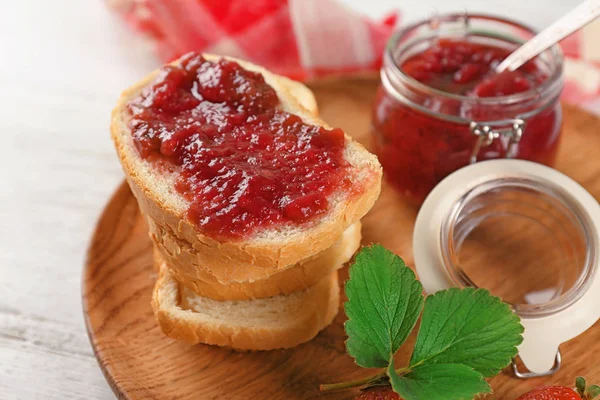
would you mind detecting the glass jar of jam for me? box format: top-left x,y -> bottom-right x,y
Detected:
372,14 -> 564,203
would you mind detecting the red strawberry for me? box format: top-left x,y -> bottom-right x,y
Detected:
517,377 -> 600,400
355,386 -> 401,400
517,386 -> 582,400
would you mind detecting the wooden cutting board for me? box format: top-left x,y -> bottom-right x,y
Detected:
83,79 -> 600,400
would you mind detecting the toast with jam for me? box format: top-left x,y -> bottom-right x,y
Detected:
110,53 -> 381,349
111,53 -> 381,279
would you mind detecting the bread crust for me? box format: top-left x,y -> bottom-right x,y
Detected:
111,53 -> 382,273
152,222 -> 360,300
152,264 -> 340,350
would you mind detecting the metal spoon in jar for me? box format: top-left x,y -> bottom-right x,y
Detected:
496,0 -> 600,73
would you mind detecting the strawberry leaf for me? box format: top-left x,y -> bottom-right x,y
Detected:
410,287 -> 523,377
387,359 -> 491,400
344,245 -> 424,368
577,376 -> 586,397
588,384 -> 600,399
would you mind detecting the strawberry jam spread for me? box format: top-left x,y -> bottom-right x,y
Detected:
373,38 -> 562,203
401,39 -> 547,96
127,53 -> 351,239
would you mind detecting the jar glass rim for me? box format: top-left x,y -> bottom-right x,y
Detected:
384,13 -> 565,106
440,176 -> 597,318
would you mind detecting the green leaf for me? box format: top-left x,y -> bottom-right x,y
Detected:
587,384 -> 600,399
577,376 -> 587,397
410,287 -> 523,377
344,245 -> 424,368
387,359 -> 491,400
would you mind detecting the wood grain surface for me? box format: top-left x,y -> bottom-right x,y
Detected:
83,79 -> 600,400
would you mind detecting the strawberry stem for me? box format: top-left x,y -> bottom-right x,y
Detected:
320,371 -> 387,391
320,366 -> 413,391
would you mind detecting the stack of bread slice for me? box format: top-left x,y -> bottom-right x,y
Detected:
110,54 -> 382,350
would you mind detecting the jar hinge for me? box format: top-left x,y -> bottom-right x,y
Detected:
469,119 -> 525,164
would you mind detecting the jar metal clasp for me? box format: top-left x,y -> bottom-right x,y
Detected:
469,119 -> 525,164
512,351 -> 562,379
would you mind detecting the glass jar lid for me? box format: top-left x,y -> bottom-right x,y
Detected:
413,159 -> 600,375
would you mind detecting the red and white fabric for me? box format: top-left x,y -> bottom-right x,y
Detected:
108,0 -> 600,114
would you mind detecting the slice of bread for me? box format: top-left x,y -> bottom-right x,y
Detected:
111,53 -> 382,276
152,260 -> 340,350
153,222 -> 360,300
279,74 -> 318,116
149,219 -> 361,284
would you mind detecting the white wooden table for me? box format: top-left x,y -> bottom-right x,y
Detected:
0,1 -> 579,398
